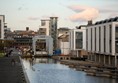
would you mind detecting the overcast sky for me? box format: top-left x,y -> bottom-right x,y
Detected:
0,0 -> 118,31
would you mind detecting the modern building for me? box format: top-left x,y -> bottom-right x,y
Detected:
13,27 -> 37,49
38,17 -> 58,50
58,27 -> 70,36
69,26 -> 87,57
32,35 -> 53,55
86,17 -> 118,67
0,15 -> 5,39
58,32 -> 70,55
39,19 -> 50,36
49,17 -> 58,50
4,24 -> 12,40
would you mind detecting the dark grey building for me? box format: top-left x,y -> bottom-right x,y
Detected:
49,17 -> 58,50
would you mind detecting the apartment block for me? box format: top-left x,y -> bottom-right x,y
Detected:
69,26 -> 87,57
86,17 -> 118,67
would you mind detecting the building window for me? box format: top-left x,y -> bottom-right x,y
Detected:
104,26 -> 106,53
75,32 -> 83,49
41,21 -> 46,26
99,27 -> 101,52
109,25 -> 112,53
95,27 -> 96,51
115,25 -> 118,53
91,28 -> 92,51
86,29 -> 88,50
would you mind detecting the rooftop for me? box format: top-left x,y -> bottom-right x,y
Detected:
95,17 -> 118,25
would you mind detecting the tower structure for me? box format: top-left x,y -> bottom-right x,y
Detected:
49,17 -> 58,50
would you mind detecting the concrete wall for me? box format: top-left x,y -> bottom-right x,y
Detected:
60,42 -> 69,55
0,15 -> 5,39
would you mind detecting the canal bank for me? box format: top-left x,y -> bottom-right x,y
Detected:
0,56 -> 28,83
60,60 -> 118,78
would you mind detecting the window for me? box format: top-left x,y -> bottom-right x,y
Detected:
95,27 -> 96,51
109,25 -> 112,53
91,28 -> 92,51
115,25 -> 118,53
75,32 -> 83,49
86,29 -> 88,50
99,27 -> 101,52
41,21 -> 46,26
104,26 -> 106,52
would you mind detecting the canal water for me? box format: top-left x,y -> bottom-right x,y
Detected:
22,58 -> 118,83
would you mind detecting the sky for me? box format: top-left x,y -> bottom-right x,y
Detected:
0,0 -> 118,31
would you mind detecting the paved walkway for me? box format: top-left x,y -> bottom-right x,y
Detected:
0,55 -> 27,83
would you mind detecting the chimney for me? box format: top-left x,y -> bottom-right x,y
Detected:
87,20 -> 92,26
26,27 -> 29,31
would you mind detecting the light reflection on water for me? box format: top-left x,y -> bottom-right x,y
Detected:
22,58 -> 118,83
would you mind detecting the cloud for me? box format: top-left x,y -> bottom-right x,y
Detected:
41,15 -> 50,19
28,16 -> 40,21
68,5 -> 88,12
18,7 -> 22,11
99,9 -> 118,13
109,13 -> 118,18
68,5 -> 99,22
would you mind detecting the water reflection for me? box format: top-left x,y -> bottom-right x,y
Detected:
22,58 -> 118,83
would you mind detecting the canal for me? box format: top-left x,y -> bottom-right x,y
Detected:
22,58 -> 118,83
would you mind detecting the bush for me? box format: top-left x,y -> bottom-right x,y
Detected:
0,53 -> 5,57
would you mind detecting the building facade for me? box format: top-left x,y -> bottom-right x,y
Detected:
49,17 -> 58,50
38,17 -> 58,50
58,27 -> 70,36
13,27 -> 37,49
0,15 -> 5,39
39,20 -> 50,36
32,35 -> 53,55
58,32 -> 70,55
86,17 -> 118,67
69,26 -> 87,57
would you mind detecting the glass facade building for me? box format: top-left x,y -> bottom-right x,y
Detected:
75,32 -> 83,49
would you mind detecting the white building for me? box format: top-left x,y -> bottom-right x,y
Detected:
0,15 -> 5,39
32,35 -> 53,56
39,20 -> 50,36
58,33 -> 70,55
86,17 -> 118,67
39,17 -> 58,50
69,26 -> 87,57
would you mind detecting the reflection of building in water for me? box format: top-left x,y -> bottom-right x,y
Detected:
34,58 -> 58,64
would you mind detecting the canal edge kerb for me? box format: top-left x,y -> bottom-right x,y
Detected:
19,56 -> 30,83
